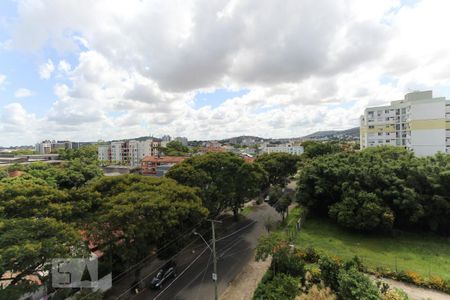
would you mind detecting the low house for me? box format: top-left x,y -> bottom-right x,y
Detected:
141,156 -> 187,176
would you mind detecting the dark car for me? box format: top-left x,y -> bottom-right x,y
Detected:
150,261 -> 177,289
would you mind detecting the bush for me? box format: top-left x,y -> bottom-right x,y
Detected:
382,288 -> 410,300
318,256 -> 342,291
302,247 -> 320,263
396,270 -> 423,285
297,284 -> 337,300
337,268 -> 382,300
272,246 -> 305,278
428,275 -> 446,291
253,273 -> 299,300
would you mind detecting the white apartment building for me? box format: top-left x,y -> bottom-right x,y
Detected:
360,90 -> 450,156
98,144 -> 110,162
35,140 -> 72,154
263,143 -> 304,155
99,139 -> 160,167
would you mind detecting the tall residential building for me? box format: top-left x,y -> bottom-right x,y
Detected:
99,139 -> 160,167
35,140 -> 72,154
360,90 -> 450,156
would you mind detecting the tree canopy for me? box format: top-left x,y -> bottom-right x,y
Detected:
167,152 -> 268,218
255,153 -> 300,187
297,146 -> 450,235
160,141 -> 190,156
79,175 -> 208,265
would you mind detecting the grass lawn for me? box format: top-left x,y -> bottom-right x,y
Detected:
282,207 -> 450,281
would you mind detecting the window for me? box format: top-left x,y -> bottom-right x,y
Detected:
369,125 -> 374,129
378,132 -> 382,136
401,108 -> 406,114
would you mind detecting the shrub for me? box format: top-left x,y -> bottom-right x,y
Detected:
297,284 -> 337,300
253,273 -> 299,300
428,275 -> 446,291
318,256 -> 342,291
337,268 -> 382,300
405,271 -> 423,285
272,246 -> 305,278
382,288 -> 410,300
303,247 -> 320,263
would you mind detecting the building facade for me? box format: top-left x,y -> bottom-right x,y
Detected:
98,139 -> 160,167
141,156 -> 186,176
262,143 -> 304,155
360,91 -> 450,156
35,140 -> 72,154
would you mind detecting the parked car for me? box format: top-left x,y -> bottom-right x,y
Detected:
150,260 -> 177,289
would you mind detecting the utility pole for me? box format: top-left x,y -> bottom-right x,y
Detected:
211,220 -> 218,300
193,219 -> 222,300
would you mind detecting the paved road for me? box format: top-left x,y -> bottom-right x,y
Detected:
126,202 -> 279,300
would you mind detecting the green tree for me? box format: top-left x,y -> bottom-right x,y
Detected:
328,189 -> 394,233
160,141 -> 189,156
0,176 -> 72,219
56,158 -> 103,189
167,152 -> 267,218
296,146 -> 449,234
255,153 -> 300,187
0,218 -> 84,293
0,168 -> 7,180
276,193 -> 293,222
84,175 -> 208,271
302,141 -> 341,159
58,145 -> 99,163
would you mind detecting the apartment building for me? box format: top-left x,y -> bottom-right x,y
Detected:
35,140 -> 72,154
262,143 -> 304,155
99,139 -> 160,167
360,90 -> 450,156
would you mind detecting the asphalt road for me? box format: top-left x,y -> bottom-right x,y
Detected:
128,202 -> 279,300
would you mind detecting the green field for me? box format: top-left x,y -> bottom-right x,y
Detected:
283,207 -> 450,280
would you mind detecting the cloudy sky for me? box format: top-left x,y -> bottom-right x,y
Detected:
1,0 -> 450,146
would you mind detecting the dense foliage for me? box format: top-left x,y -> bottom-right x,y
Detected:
78,175 -> 208,266
167,152 -> 268,218
0,145 -> 209,297
297,146 -> 450,235
255,153 -> 300,187
301,141 -> 342,159
160,140 -> 190,156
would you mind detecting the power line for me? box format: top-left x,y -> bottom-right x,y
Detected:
79,220 -> 208,300
215,220 -> 257,242
114,239 -> 204,300
152,246 -> 209,300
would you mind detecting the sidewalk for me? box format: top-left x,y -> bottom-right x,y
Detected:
370,276 -> 450,300
219,253 -> 272,300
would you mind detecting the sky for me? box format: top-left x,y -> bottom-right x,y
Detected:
1,0 -> 450,146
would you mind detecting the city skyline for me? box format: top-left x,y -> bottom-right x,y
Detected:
2,0 -> 450,146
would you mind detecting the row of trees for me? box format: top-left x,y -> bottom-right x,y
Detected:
0,148 -> 301,297
166,152 -> 300,219
297,146 -> 450,235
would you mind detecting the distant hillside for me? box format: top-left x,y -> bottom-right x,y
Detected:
302,127 -> 359,140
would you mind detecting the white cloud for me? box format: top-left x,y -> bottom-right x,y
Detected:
14,88 -> 34,98
2,0 -> 450,145
57,60 -> 71,73
39,59 -> 55,79
0,74 -> 6,87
